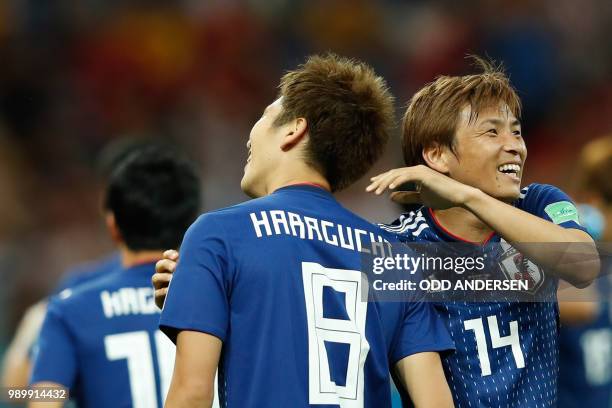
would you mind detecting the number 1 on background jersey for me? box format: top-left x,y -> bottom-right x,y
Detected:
104,330 -> 175,408
464,315 -> 525,376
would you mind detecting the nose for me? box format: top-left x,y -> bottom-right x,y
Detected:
502,132 -> 526,159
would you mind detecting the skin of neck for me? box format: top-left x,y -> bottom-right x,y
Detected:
119,245 -> 165,268
432,207 -> 494,243
259,152 -> 331,196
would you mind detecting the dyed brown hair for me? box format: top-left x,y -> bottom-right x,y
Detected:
402,56 -> 521,166
275,53 -> 395,191
579,136 -> 612,203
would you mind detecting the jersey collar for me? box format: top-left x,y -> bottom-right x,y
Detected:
424,207 -> 497,245
124,261 -> 157,275
272,183 -> 333,197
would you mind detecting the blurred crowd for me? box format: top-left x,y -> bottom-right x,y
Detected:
0,0 -> 611,344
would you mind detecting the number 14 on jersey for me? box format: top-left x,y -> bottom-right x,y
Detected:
464,315 -> 525,376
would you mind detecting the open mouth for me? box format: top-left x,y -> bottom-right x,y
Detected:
497,163 -> 521,180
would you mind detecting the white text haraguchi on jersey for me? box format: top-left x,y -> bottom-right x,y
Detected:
249,210 -> 393,257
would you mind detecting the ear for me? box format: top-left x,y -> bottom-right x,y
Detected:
280,117 -> 308,152
105,212 -> 123,244
422,143 -> 451,173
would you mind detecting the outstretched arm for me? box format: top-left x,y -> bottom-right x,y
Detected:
462,187 -> 598,287
367,165 -> 600,287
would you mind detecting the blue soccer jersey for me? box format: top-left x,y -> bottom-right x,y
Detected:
159,184 -> 454,408
381,183 -> 589,408
53,252 -> 121,293
31,262 -> 175,408
26,254 -> 121,361
558,263 -> 612,408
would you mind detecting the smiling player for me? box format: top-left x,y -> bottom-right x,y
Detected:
367,58 -> 600,407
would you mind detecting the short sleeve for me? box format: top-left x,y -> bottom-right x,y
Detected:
159,214 -> 231,343
30,300 -> 78,388
389,301 -> 455,364
519,184 -> 588,233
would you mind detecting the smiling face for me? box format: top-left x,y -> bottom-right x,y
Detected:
445,102 -> 527,202
240,97 -> 287,198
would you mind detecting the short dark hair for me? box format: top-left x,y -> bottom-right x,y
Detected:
274,53 -> 395,192
104,145 -> 201,251
96,138 -> 157,180
402,56 -> 521,166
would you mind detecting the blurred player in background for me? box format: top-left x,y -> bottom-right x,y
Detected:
558,135 -> 612,408
0,139 -> 148,391
0,256 -> 120,392
158,54 -> 455,408
29,145 -> 201,408
367,58 -> 599,407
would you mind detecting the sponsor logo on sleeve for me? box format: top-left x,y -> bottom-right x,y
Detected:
544,201 -> 580,225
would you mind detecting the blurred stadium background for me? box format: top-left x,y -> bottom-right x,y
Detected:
0,0 -> 610,403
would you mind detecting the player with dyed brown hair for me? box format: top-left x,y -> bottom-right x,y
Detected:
367,58 -> 599,407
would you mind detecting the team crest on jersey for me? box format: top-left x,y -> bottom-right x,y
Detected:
498,240 -> 545,294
